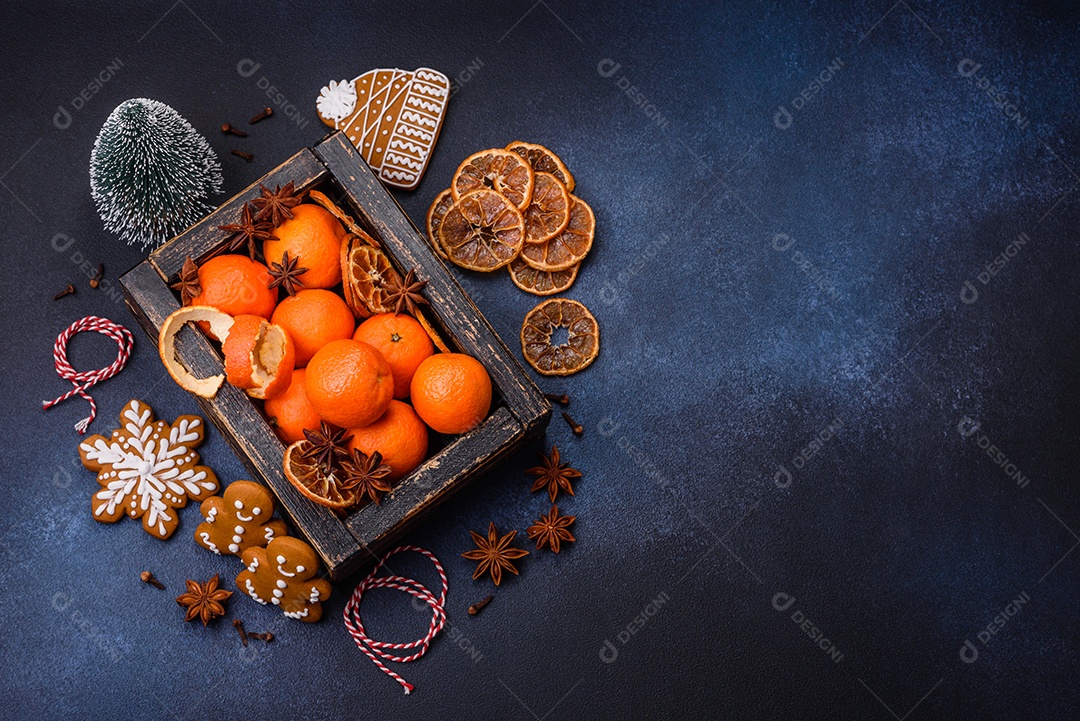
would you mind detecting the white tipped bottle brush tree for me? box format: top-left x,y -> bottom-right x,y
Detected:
90,98 -> 223,249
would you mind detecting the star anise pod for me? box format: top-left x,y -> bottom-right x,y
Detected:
301,422 -> 353,473
339,448 -> 393,506
175,574 -> 232,626
526,505 -> 576,553
381,268 -> 429,317
526,445 -> 582,503
462,521 -> 529,586
170,256 -> 201,306
267,250 -> 308,296
218,203 -> 277,260
251,181 -> 302,226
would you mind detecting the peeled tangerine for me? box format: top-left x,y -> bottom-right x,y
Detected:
159,306 -> 294,400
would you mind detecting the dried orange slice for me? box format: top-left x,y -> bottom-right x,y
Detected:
508,257 -> 579,296
451,148 -> 534,211
438,189 -> 525,272
425,189 -> 453,261
284,441 -> 356,509
506,141 -> 575,193
520,298 -> 599,376
523,172 -> 571,244
340,232 -> 402,317
519,196 -> 595,272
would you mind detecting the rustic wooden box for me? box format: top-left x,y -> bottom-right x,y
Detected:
120,132 -> 551,579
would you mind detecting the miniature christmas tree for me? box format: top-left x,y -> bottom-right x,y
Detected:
90,98 -> 223,249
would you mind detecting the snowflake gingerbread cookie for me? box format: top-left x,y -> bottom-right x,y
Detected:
78,399 -> 218,539
236,536 -> 331,622
316,67 -> 450,189
195,480 -> 288,557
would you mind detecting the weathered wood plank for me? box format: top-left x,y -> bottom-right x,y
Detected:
120,260 -> 363,570
149,149 -> 329,282
312,132 -> 550,434
340,406 -> 524,576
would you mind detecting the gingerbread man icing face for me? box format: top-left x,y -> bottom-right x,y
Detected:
195,480 -> 287,557
236,536 -> 331,622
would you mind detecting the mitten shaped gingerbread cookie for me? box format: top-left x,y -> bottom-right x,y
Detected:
195,480 -> 288,557
237,537 -> 331,622
316,67 -> 449,189
78,400 -> 218,539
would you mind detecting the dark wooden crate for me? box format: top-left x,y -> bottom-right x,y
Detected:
120,132 -> 551,579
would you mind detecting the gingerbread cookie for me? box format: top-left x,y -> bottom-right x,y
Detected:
195,480 -> 288,557
78,400 -> 218,539
316,67 -> 450,189
236,536 -> 331,622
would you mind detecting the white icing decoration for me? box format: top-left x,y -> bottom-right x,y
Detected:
276,580 -> 287,589
234,500 -> 243,509
277,565 -> 297,577
308,586 -> 321,604
264,527 -> 275,540
233,525 -> 244,534
199,532 -> 220,555
317,79 -> 357,122
245,578 -> 267,604
284,608 -> 309,619
82,401 -> 216,536
228,543 -> 239,553
236,512 -> 253,522
251,507 -> 262,516
272,597 -> 280,606
272,589 -> 284,598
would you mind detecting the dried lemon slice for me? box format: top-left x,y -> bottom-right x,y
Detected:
519,195 -> 594,272
340,232 -> 401,317
425,188 -> 453,261
451,148 -> 535,211
284,441 -> 356,509
506,141 -> 575,192
523,172 -> 571,244
438,189 -> 525,272
508,257 -> 579,296
520,298 -> 599,376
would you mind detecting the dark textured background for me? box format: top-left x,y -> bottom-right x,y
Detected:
1,1 -> 1078,718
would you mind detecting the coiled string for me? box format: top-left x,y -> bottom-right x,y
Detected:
42,316 -> 134,434
342,545 -> 448,695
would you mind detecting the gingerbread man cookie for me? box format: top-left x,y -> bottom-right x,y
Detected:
195,480 -> 288,557
236,536 -> 331,622
78,400 -> 218,539
316,67 -> 450,189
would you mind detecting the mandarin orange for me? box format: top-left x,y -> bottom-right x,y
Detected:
347,400 -> 429,481
263,204 -> 346,289
190,254 -> 277,321
305,339 -> 393,428
271,289 -> 355,367
352,313 -> 434,399
410,353 -> 492,434
264,368 -> 323,444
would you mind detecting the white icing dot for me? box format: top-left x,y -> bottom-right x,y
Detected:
252,507 -> 262,515
271,597 -> 280,605
385,115 -> 391,122
228,544 -> 239,552
296,565 -> 305,573
276,580 -> 287,588
272,589 -> 284,598
276,555 -> 286,564
234,500 -> 244,509
234,525 -> 244,534
376,147 -> 382,153
382,129 -> 388,135
232,535 -> 242,543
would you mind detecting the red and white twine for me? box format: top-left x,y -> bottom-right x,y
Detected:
42,316 -> 134,434
343,545 -> 448,695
